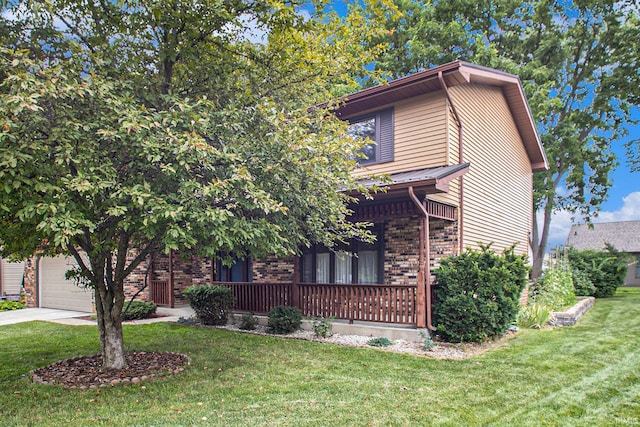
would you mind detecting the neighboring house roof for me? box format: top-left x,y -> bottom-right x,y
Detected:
355,163 -> 470,199
565,221 -> 640,252
327,60 -> 548,172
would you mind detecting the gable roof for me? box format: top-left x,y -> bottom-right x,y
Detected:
331,61 -> 548,172
565,221 -> 640,252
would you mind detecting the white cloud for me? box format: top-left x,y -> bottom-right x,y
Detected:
540,191 -> 640,250
538,209 -> 576,249
592,192 -> 640,223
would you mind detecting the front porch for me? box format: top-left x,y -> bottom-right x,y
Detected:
149,280 -> 418,325
214,281 -> 418,325
140,168 -> 467,329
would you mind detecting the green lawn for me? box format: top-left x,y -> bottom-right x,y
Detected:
1,289 -> 639,426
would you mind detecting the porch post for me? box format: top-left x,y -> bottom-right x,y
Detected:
168,249 -> 174,308
292,256 -> 300,310
416,216 -> 427,328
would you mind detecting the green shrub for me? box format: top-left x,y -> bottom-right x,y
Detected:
535,267 -> 576,311
0,300 -> 25,311
239,313 -> 259,330
121,300 -> 157,320
267,305 -> 302,334
432,244 -> 528,343
517,303 -> 553,329
419,329 -> 436,351
567,245 -> 629,297
367,337 -> 392,347
183,285 -> 234,326
571,268 -> 596,296
311,316 -> 334,338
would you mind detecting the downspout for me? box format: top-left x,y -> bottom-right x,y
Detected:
438,71 -> 464,254
409,186 -> 435,331
169,249 -> 174,308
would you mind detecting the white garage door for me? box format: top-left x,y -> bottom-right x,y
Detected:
39,255 -> 93,312
1,259 -> 24,296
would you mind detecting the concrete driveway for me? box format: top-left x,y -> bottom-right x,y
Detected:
0,308 -> 91,326
0,306 -> 195,326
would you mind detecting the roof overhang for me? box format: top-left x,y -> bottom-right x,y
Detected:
324,61 -> 549,172
353,163 -> 470,200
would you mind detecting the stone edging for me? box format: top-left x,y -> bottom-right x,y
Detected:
549,297 -> 595,326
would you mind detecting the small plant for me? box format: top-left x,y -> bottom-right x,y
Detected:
535,267 -> 576,311
239,313 -> 259,330
367,337 -> 392,347
183,285 -> 234,326
267,305 -> 302,334
177,316 -> 198,325
121,301 -> 157,321
311,316 -> 334,338
0,300 -> 25,311
419,329 -> 436,351
517,303 -> 554,329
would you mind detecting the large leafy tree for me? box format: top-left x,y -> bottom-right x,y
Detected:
362,0 -> 640,278
0,0 -> 393,369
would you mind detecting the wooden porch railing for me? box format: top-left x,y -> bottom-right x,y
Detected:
150,280 -> 171,306
217,282 -> 417,325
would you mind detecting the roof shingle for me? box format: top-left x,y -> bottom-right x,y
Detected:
565,221 -> 640,252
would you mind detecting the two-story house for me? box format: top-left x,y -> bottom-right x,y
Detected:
26,61 -> 548,330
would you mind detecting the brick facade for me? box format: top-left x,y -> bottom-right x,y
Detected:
111,212 -> 461,305
124,254 -> 215,305
252,256 -> 295,282
23,257 -> 37,307
383,216 -> 459,285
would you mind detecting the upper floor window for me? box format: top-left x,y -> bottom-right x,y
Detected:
346,108 -> 394,165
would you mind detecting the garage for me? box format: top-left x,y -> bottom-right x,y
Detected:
39,255 -> 93,312
1,258 -> 24,297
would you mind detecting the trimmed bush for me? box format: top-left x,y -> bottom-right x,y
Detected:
567,245 -> 630,297
433,244 -> 528,343
121,301 -> 157,320
0,300 -> 25,311
183,285 -> 234,326
267,305 -> 302,334
571,268 -> 596,297
239,313 -> 259,330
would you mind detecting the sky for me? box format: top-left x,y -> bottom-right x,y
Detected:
543,115 -> 640,249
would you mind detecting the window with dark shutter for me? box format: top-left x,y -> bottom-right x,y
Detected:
346,107 -> 394,165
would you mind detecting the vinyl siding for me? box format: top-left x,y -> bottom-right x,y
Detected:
352,92 -> 449,177
430,100 -> 461,207
450,84 -> 533,255
1,259 -> 24,295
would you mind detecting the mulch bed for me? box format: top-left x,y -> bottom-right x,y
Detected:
31,351 -> 189,390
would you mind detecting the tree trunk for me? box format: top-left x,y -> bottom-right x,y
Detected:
530,201 -> 554,280
94,284 -> 127,370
